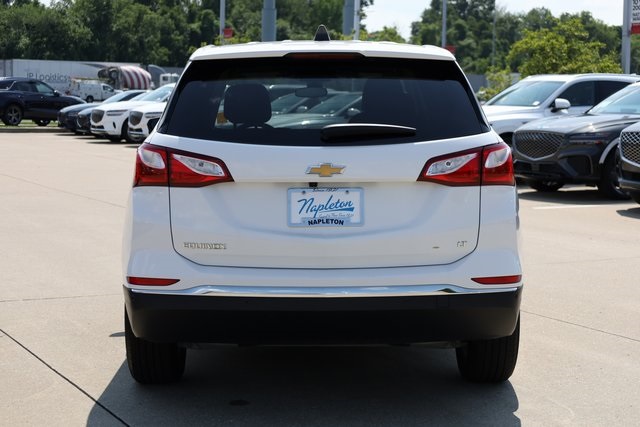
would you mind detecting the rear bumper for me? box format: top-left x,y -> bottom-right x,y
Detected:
124,285 -> 522,345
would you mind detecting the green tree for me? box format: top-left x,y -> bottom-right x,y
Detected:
507,18 -> 621,76
365,26 -> 405,43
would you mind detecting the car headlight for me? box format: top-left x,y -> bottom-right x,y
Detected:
568,132 -> 617,145
106,110 -> 127,116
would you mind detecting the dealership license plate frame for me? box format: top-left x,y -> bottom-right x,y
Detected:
288,187 -> 364,227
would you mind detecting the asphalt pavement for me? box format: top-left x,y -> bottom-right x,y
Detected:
1,131 -> 639,426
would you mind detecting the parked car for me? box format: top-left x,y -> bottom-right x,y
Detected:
270,90 -> 339,115
122,28 -> 522,385
127,101 -> 166,142
512,82 -> 640,199
58,90 -> 146,133
618,121 -> 640,204
69,79 -> 118,103
483,74 -> 638,144
267,91 -> 362,128
90,83 -> 174,142
0,77 -> 84,126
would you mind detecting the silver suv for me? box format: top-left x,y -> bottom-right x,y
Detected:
484,74 -> 638,144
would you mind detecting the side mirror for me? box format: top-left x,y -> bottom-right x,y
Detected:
346,107 -> 361,118
53,90 -> 60,97
295,105 -> 309,113
551,98 -> 570,112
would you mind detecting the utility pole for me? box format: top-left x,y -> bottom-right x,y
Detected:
492,1 -> 496,66
441,0 -> 447,48
262,0 -> 277,42
353,0 -> 361,40
219,0 -> 226,44
343,0 -> 355,36
622,0 -> 631,73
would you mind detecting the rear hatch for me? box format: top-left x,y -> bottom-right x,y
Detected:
159,52 -> 490,269
165,135 -> 484,269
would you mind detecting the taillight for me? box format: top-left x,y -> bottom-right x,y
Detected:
134,143 -> 233,187
481,143 -> 515,186
418,142 -> 514,186
127,276 -> 180,286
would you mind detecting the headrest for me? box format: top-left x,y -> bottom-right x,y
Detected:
224,83 -> 272,126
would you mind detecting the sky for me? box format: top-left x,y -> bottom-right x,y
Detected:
363,0 -> 625,40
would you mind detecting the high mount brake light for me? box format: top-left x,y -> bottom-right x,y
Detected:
134,144 -> 233,188
418,142 -> 514,186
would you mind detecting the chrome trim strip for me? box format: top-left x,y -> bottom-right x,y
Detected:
130,284 -> 520,298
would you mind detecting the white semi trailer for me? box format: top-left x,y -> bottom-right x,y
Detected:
0,59 -> 153,93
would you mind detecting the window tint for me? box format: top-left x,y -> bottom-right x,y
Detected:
34,82 -> 55,95
596,81 -> 632,103
558,81 -> 594,107
13,82 -> 32,92
162,57 -> 488,145
589,85 -> 640,115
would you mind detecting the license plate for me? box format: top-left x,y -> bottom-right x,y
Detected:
288,187 -> 364,227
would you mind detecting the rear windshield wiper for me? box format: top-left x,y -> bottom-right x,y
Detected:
320,123 -> 416,142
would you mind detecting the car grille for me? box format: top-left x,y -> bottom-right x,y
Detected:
514,131 -> 564,159
620,131 -> 640,165
77,114 -> 90,129
129,111 -> 143,126
91,110 -> 105,123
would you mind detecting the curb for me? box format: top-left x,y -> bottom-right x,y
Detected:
0,126 -> 63,133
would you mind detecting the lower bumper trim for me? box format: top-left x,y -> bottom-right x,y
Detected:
124,285 -> 522,345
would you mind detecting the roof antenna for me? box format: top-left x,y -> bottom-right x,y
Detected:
314,25 -> 331,42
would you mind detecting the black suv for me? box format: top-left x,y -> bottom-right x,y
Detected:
512,82 -> 640,199
0,77 -> 84,126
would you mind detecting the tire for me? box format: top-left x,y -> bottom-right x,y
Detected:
2,104 -> 23,126
86,96 -> 94,103
125,308 -> 186,384
456,316 -> 520,383
631,193 -> 640,205
598,151 -> 630,200
528,180 -> 563,192
34,119 -> 50,127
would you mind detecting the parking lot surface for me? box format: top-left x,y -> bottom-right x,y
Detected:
1,132 -> 639,426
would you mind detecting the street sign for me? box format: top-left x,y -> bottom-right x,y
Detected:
632,0 -> 640,34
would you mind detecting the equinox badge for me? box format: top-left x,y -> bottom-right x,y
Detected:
306,163 -> 345,177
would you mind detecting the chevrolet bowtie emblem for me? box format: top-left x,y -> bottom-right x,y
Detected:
306,163 -> 345,177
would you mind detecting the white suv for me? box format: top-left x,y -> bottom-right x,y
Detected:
127,101 -> 166,142
483,74 -> 638,144
123,27 -> 522,384
91,84 -> 174,142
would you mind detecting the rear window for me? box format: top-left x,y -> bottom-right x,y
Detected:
161,56 -> 488,145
